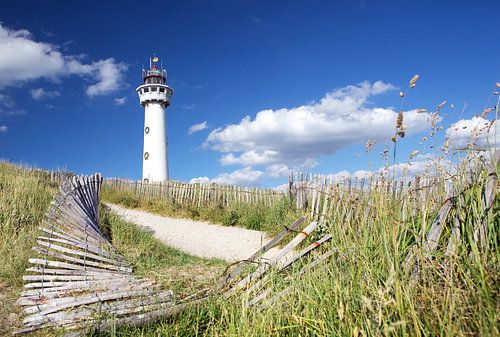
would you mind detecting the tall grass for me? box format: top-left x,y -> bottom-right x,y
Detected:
0,163 -> 225,335
97,163 -> 499,337
0,162 -> 56,334
0,158 -> 498,337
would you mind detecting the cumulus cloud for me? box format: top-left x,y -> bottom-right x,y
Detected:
114,96 -> 127,105
189,166 -> 264,186
85,59 -> 127,97
322,154 -> 451,183
446,117 -> 499,150
30,88 -> 60,100
189,176 -> 210,184
0,24 -> 127,96
0,125 -> 7,133
377,155 -> 448,179
205,81 -> 431,173
188,121 -> 209,135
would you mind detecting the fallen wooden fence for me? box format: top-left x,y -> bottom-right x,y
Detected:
15,174 -> 177,335
16,174 -> 330,335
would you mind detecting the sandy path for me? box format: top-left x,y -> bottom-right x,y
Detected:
106,203 -> 280,262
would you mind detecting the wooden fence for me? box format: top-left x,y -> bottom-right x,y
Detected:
103,178 -> 286,208
299,151 -> 499,281
288,171 -> 448,211
15,175 -> 330,335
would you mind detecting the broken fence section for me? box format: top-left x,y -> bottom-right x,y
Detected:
15,174 -> 331,336
15,174 -> 176,336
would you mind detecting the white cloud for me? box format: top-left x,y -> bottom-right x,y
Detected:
85,59 -> 127,97
30,88 -> 60,100
327,169 -> 374,182
0,93 -> 14,108
377,155 -> 446,179
266,163 -> 293,178
204,81 -> 431,172
189,176 -> 210,184
251,16 -> 262,24
189,167 -> 264,186
0,125 -> 7,133
0,93 -> 25,116
188,121 -> 209,135
0,24 -> 127,96
446,117 -> 499,150
273,183 -> 289,192
322,154 -> 451,183
114,96 -> 127,105
182,104 -> 196,110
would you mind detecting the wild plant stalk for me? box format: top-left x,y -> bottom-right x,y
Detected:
390,75 -> 418,182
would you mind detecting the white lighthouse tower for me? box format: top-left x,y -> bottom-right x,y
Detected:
136,56 -> 174,182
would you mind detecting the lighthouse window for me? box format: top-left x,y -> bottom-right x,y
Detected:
144,127 -> 150,134
151,87 -> 157,92
144,88 -> 149,93
159,88 -> 165,93
144,152 -> 149,160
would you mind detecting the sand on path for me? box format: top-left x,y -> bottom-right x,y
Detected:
106,203 -> 282,262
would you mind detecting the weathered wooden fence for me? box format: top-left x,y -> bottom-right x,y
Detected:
103,178 -> 286,208
299,152 -> 499,280
15,174 -> 329,335
15,174 -> 175,335
220,216 -> 334,308
289,171 -> 448,211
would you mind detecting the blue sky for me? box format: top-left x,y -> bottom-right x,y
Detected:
1,1 -> 499,186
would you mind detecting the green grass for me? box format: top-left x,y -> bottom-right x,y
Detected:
0,162 -> 225,336
0,162 -> 57,335
98,163 -> 500,337
1,160 -> 499,337
101,186 -> 301,236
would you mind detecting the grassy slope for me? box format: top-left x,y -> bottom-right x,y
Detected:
101,186 -> 301,236
1,162 -> 499,337
100,169 -> 500,337
0,163 -> 56,335
0,163 -> 225,336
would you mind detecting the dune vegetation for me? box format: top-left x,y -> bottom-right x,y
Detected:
1,153 -> 499,337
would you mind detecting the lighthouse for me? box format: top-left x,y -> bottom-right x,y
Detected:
136,56 -> 174,182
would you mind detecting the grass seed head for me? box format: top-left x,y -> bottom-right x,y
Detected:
365,139 -> 376,152
396,112 -> 404,129
481,107 -> 494,118
409,74 -> 419,88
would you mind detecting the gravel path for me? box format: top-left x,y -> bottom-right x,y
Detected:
106,203 -> 281,262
